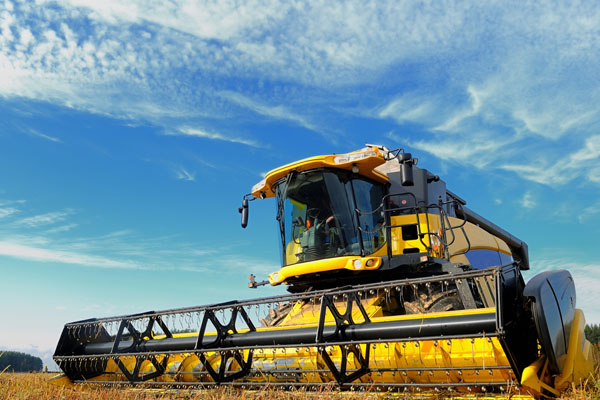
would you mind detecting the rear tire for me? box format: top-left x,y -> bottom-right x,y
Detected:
429,295 -> 463,312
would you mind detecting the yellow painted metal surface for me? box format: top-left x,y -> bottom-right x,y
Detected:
267,211 -> 516,285
268,256 -> 382,285
47,374 -> 75,387
521,309 -> 595,396
385,213 -> 512,260
554,309 -> 596,390
388,213 -> 444,258
80,335 -> 516,391
251,146 -> 388,199
445,217 -> 511,261
71,298 -> 518,396
520,356 -> 558,397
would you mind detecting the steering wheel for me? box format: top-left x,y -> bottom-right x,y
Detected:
306,208 -> 321,219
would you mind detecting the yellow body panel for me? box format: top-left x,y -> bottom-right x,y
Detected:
268,256 -> 382,285
387,214 -> 512,260
388,213 -> 444,258
47,374 -> 75,387
446,217 -> 511,260
554,309 -> 596,390
268,213 -> 514,285
77,305 -> 521,395
521,309 -> 595,396
251,147 -> 388,199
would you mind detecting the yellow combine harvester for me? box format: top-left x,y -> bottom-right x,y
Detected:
52,145 -> 595,397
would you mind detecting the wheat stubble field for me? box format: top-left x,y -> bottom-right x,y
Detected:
1,372 -> 600,400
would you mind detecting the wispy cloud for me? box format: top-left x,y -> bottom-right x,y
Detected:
174,166 -> 196,182
46,223 -> 78,234
379,94 -> 446,127
25,128 -> 61,143
0,198 -> 267,274
387,131 -> 516,170
218,90 -> 323,136
0,240 -> 144,269
16,211 -> 70,227
578,203 -> 600,224
172,127 -> 260,147
0,200 -> 25,220
1,0 -> 600,192
0,0 -> 467,137
0,206 -> 19,219
520,192 -> 536,209
500,135 -> 600,187
102,230 -> 133,238
588,166 -> 600,184
193,156 -> 217,170
381,86 -> 600,187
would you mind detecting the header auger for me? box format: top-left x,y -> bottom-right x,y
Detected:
52,145 -> 595,398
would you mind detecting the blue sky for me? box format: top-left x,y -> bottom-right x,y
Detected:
1,0 -> 600,367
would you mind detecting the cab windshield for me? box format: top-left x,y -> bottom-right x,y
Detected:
275,169 -> 385,266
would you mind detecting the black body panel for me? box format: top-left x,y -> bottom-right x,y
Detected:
81,312 -> 497,355
524,270 -> 576,374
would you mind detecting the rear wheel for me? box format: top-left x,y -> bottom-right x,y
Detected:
260,302 -> 294,327
403,288 -> 464,314
429,294 -> 463,312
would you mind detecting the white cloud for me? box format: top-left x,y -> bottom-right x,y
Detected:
520,192 -> 536,209
381,85 -> 600,186
0,199 -> 262,274
46,223 -> 78,233
174,167 -> 196,182
570,135 -> 600,162
0,240 -> 144,269
193,156 -> 217,170
368,3 -> 600,188
0,0 -> 599,191
58,0 -> 290,41
378,94 -> 440,126
500,135 -> 600,187
172,127 -> 260,147
386,130 -> 516,169
578,203 -> 600,223
0,206 -> 18,218
50,0 -> 469,80
102,230 -> 132,238
0,1 -> 480,127
588,167 -> 600,184
218,90 -> 323,136
25,128 -> 61,142
16,211 -> 70,227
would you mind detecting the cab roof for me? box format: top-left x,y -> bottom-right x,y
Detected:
251,146 -> 389,199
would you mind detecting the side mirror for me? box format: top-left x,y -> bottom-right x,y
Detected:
400,154 -> 414,186
239,198 -> 249,228
401,162 -> 414,186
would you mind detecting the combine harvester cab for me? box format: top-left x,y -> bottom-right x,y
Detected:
52,145 -> 595,397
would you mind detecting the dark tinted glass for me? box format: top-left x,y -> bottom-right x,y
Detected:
275,169 -> 385,266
